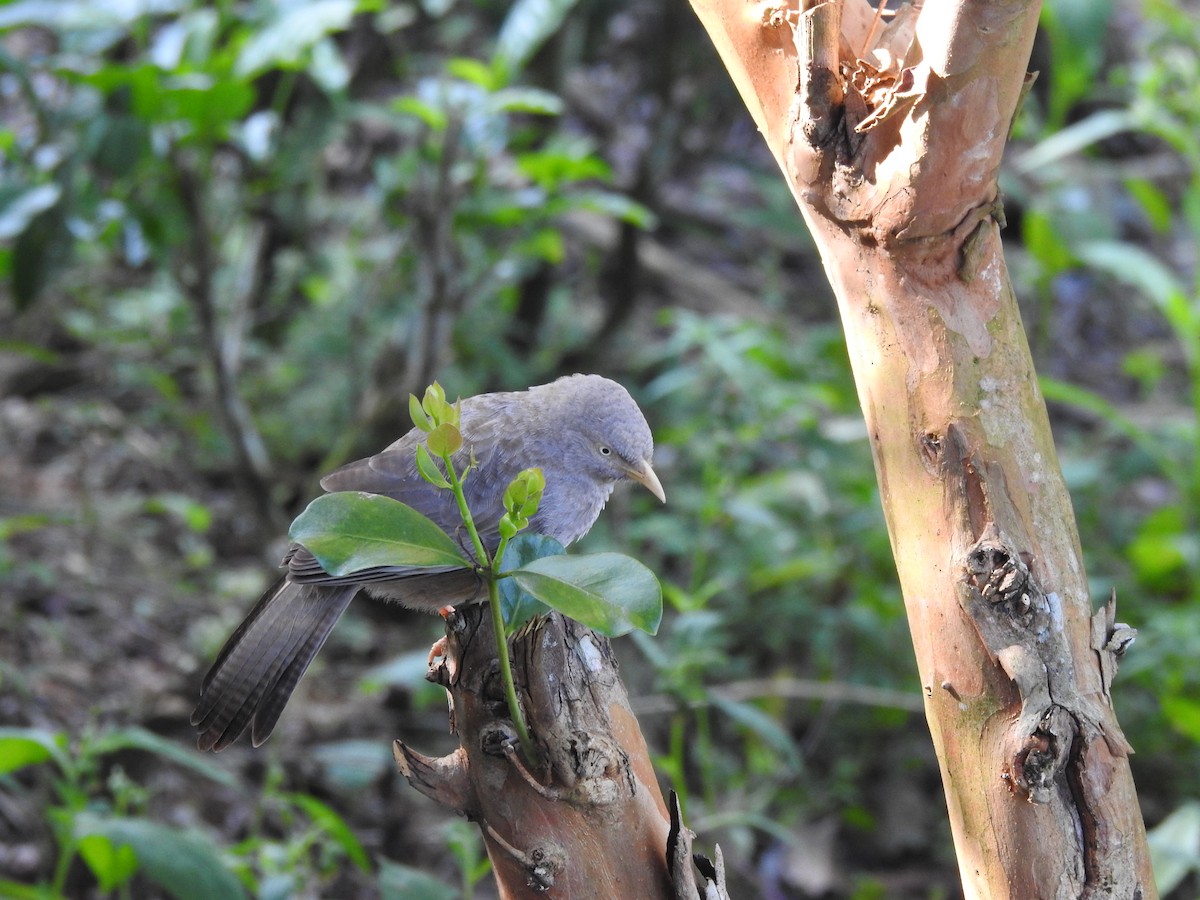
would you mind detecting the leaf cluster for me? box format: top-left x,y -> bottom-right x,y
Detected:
0,0 -> 653,479
0,726 -> 243,898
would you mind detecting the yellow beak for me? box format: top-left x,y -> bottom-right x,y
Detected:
630,459 -> 666,503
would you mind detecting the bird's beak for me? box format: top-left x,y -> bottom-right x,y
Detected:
630,459 -> 666,503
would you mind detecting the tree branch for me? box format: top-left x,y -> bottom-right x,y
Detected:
171,155 -> 275,522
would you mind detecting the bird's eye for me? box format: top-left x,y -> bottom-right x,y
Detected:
599,446 -> 612,456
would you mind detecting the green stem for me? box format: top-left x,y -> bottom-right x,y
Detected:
49,795 -> 78,898
442,452 -> 489,568
487,574 -> 540,766
440,450 -> 539,767
492,533 -> 511,572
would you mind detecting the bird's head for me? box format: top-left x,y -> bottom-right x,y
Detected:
552,374 -> 665,503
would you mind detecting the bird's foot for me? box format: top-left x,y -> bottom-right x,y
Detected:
427,635 -> 449,666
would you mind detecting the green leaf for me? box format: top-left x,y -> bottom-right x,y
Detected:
487,87 -> 563,116
78,833 -> 139,892
514,228 -> 564,264
0,1 -> 144,29
497,533 -> 561,631
308,36 -> 350,93
378,859 -> 458,900
422,382 -> 447,413
1163,694 -> 1200,744
290,492 -> 470,575
408,393 -> 433,431
1127,506 -> 1192,592
285,793 -> 370,872
1074,241 -> 1198,364
446,57 -> 499,90
516,150 -> 610,190
503,467 -> 544,520
0,183 -> 61,241
312,739 -> 395,791
12,205 -> 65,309
0,878 -> 48,899
510,552 -> 662,636
235,0 -> 359,78
0,340 -> 59,365
417,383 -> 460,432
1013,108 -> 1134,174
575,189 -> 658,229
87,726 -> 238,788
161,79 -> 255,137
415,445 -> 450,489
74,815 -> 245,900
506,481 -> 528,508
1074,240 -> 1186,309
709,695 -> 802,771
358,650 -> 447,708
1147,801 -> 1200,895
493,0 -> 580,79
444,819 -> 491,889
1125,178 -> 1173,234
144,494 -> 212,534
1023,208 -> 1073,275
1038,376 -> 1177,486
0,728 -> 66,775
393,96 -> 448,131
1122,347 -> 1166,393
426,422 -> 462,456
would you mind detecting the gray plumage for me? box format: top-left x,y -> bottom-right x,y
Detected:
192,374 -> 663,751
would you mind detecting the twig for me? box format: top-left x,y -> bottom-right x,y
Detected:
633,675 -> 924,715
170,155 -> 275,521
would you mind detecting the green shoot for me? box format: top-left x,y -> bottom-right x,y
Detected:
409,386 -> 541,767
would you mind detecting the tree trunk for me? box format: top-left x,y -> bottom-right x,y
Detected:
685,0 -> 1156,896
395,604 -> 728,899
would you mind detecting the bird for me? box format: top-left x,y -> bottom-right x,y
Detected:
191,374 -> 664,751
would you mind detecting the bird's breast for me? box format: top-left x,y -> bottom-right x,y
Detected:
532,472 -> 615,546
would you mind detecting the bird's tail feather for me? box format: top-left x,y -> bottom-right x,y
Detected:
192,580 -> 356,751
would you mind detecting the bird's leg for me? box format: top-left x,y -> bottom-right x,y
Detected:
427,636 -> 449,666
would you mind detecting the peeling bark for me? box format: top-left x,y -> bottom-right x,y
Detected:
687,0 -> 1156,896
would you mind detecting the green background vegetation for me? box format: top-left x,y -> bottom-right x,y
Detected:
2,0 -> 1199,896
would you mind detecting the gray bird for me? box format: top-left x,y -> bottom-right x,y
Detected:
192,374 -> 664,751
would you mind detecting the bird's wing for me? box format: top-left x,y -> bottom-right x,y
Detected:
298,409 -> 530,584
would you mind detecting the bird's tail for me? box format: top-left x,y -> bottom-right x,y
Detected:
191,579 -> 356,751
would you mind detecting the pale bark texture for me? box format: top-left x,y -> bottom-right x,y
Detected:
394,604 -> 728,899
686,0 -> 1156,896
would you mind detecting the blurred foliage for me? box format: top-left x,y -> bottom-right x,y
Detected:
1,0 -> 1199,896
0,725 -> 241,898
